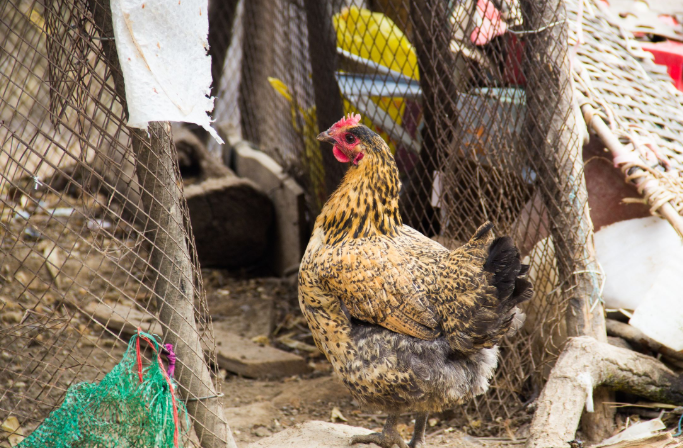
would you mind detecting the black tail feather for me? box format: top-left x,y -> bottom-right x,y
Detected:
484,236 -> 533,311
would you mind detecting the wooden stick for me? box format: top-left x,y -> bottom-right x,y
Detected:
606,319 -> 683,362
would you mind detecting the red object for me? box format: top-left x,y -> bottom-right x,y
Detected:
136,328 -> 181,448
639,40 -> 683,92
471,0 -> 508,46
503,34 -> 526,86
136,335 -> 143,383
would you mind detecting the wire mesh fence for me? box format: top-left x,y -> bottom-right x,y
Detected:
0,0 -> 229,446
210,0 -> 604,427
5,0 -> 682,443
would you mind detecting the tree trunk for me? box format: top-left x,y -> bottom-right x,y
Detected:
132,124 -> 236,448
526,337 -> 683,448
520,0 -> 611,440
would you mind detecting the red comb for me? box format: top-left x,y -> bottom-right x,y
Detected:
331,113 -> 361,130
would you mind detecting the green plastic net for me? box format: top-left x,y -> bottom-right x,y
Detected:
17,330 -> 188,448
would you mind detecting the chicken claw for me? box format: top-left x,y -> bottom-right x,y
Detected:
351,414 -> 408,448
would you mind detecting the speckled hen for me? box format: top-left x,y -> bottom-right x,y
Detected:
298,114 -> 533,448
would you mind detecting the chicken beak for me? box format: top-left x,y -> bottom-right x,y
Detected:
317,131 -> 336,145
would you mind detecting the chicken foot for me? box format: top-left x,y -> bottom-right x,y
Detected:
409,413 -> 428,448
352,413 -> 409,448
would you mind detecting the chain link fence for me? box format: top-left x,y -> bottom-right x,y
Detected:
1,0 -> 231,446
209,0 -> 605,428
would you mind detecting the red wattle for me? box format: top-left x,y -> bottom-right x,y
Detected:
333,146 -> 351,163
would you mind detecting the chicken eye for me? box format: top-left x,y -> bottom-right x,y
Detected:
344,134 -> 356,144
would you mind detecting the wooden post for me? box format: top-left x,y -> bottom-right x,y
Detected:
303,0 -> 347,199
238,0 -> 275,147
402,0 -> 460,235
520,0 -> 612,441
207,0 -> 240,98
86,2 -> 235,447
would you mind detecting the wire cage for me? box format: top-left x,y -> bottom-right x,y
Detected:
209,0 -> 603,428
0,0 -> 231,446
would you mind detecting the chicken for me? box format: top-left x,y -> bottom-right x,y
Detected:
298,114 -> 533,448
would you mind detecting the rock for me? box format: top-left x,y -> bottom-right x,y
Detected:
254,427 -> 273,438
246,421 -> 376,448
211,323 -> 310,378
184,175 -> 274,269
231,139 -> 307,276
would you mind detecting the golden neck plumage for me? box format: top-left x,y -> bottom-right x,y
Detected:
318,149 -> 402,245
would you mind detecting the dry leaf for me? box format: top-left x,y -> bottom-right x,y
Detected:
41,243 -> 65,289
330,406 -> 347,422
1,416 -> 24,447
251,335 -> 270,346
13,271 -> 29,286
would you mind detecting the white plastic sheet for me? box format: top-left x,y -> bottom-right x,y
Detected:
595,216 -> 683,352
595,216 -> 683,310
110,0 -> 223,143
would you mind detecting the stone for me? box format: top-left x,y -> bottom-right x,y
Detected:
212,323 -> 310,378
246,421 -> 377,448
84,301 -> 162,336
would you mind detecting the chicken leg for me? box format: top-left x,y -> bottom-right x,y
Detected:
352,413 -> 408,448
409,413 -> 428,448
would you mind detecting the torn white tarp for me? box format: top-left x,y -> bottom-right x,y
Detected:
110,0 -> 223,143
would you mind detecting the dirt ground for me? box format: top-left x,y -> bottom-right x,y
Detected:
1,184 -> 681,448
